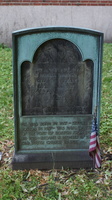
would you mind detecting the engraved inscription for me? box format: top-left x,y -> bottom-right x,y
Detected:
20,116 -> 92,150
21,39 -> 93,115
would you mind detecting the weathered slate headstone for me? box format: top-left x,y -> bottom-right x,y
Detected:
12,27 -> 103,169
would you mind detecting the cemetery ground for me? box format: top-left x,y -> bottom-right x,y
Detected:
0,43 -> 112,200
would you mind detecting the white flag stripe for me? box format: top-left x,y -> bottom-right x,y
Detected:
89,143 -> 96,149
95,156 -> 100,168
90,137 -> 96,142
91,132 -> 96,137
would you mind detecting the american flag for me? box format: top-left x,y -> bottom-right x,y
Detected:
89,117 -> 101,168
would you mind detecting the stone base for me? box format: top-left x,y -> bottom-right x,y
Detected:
12,151 -> 94,170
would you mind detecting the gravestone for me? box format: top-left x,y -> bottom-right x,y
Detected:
12,27 -> 103,169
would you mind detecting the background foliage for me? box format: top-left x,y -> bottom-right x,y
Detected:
0,43 -> 112,200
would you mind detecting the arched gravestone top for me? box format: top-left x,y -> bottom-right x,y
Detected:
21,39 -> 93,115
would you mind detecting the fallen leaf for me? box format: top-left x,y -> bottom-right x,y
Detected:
96,178 -> 104,184
58,193 -> 61,200
20,184 -> 28,193
29,186 -> 37,191
61,190 -> 69,196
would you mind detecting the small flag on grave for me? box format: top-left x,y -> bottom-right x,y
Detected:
89,115 -> 101,168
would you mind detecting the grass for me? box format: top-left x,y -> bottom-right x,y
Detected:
0,43 -> 112,200
100,44 -> 112,149
0,44 -> 13,141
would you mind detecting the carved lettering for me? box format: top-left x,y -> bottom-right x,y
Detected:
20,116 -> 92,149
46,140 -> 62,144
57,126 -> 65,130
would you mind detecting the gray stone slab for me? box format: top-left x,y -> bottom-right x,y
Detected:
12,151 -> 93,170
12,27 -> 103,170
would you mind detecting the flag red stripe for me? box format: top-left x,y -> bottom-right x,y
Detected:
90,135 -> 96,139
90,140 -> 96,145
89,147 -> 96,152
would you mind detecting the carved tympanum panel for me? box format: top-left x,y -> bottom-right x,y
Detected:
21,39 -> 93,115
